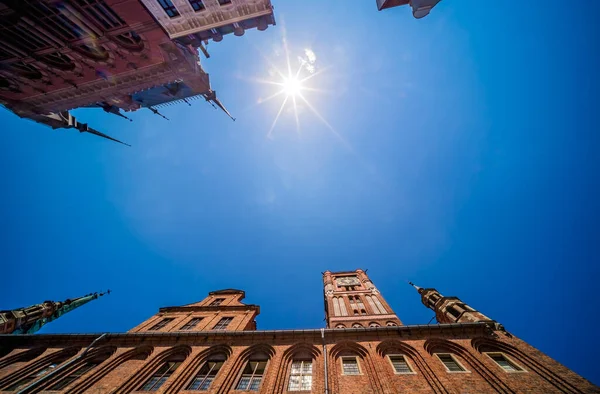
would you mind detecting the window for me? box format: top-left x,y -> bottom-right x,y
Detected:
5,363 -> 58,391
149,318 -> 174,331
157,0 -> 180,17
352,323 -> 363,328
386,321 -> 397,327
213,317 -> 233,330
446,306 -> 461,319
436,354 -> 467,372
369,322 -> 380,327
341,357 -> 360,375
209,298 -> 225,306
486,353 -> 524,372
140,361 -> 181,391
236,360 -> 267,391
180,317 -> 203,330
388,355 -> 413,374
218,0 -> 232,5
188,0 -> 205,11
187,359 -> 224,390
47,361 -> 98,390
288,360 -> 312,391
335,324 -> 345,329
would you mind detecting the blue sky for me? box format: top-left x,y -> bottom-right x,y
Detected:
1,0 -> 598,383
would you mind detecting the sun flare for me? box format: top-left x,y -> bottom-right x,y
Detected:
281,76 -> 302,97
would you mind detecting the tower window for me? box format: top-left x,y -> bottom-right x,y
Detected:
341,357 -> 360,375
157,0 -> 180,17
288,360 -> 312,391
149,318 -> 174,331
188,0 -> 205,11
369,322 -> 380,327
335,324 -> 345,329
388,355 -> 413,374
213,317 -> 233,330
218,0 -> 232,5
187,359 -> 224,390
180,317 -> 203,330
140,361 -> 181,391
486,353 -> 524,372
209,298 -> 225,306
236,359 -> 267,391
386,321 -> 398,327
436,354 -> 467,372
352,323 -> 363,328
446,306 -> 461,319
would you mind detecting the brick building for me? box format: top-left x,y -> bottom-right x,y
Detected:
0,0 -> 274,144
0,269 -> 597,393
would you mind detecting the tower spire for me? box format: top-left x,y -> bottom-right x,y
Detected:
408,281 -> 422,292
0,290 -> 110,335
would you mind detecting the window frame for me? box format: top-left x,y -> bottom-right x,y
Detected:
148,317 -> 174,331
235,359 -> 268,391
187,0 -> 206,12
386,354 -> 416,375
47,360 -> 99,390
212,317 -> 233,330
435,353 -> 470,373
139,360 -> 181,391
484,352 -> 526,373
340,356 -> 362,376
186,359 -> 224,390
180,317 -> 203,331
156,0 -> 180,18
209,298 -> 225,306
287,359 -> 313,392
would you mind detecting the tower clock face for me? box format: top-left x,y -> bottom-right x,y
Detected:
337,276 -> 360,286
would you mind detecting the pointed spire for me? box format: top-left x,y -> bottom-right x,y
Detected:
408,281 -> 422,292
204,91 -> 235,121
148,106 -> 169,120
41,111 -> 130,146
0,290 -> 110,335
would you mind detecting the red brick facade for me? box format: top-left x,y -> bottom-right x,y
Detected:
0,270 -> 597,393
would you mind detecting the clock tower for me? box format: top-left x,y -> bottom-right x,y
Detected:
323,269 -> 402,328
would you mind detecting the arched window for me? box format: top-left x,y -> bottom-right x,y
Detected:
46,349 -> 113,390
352,323 -> 363,328
387,355 -> 414,374
112,31 -> 144,52
435,353 -> 468,372
288,353 -> 312,392
74,43 -> 109,61
38,52 -> 76,71
335,324 -> 345,329
236,352 -> 269,391
386,321 -> 397,327
1,348 -> 78,391
186,353 -> 226,390
369,322 -> 380,328
138,354 -> 185,391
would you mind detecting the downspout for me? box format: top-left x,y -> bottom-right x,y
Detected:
321,328 -> 329,394
17,333 -> 108,394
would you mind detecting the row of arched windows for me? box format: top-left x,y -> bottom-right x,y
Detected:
1,337 -> 578,393
335,321 -> 398,329
331,295 -> 387,317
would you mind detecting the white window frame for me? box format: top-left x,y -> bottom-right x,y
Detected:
484,352 -> 526,373
340,356 -> 362,375
435,353 -> 470,373
287,359 -> 313,391
387,354 -> 416,375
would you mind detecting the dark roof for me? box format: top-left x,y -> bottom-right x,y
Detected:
209,289 -> 245,295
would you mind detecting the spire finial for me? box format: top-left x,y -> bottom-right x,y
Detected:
408,281 -> 422,292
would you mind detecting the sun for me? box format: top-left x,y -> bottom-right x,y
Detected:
281,76 -> 302,97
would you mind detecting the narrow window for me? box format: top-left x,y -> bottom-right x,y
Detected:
188,0 -> 205,11
157,0 -> 180,17
47,361 -> 98,390
436,354 -> 466,372
149,318 -> 174,331
341,357 -> 360,375
236,360 -> 267,391
180,317 -> 203,330
366,295 -> 380,315
209,298 -> 225,306
332,297 -> 341,317
213,317 -> 233,330
338,297 -> 348,316
373,296 -> 387,314
5,363 -> 59,391
140,361 -> 181,391
288,360 -> 312,391
487,353 -> 523,372
187,359 -> 224,390
388,355 -> 412,374
446,306 -> 461,319
218,0 -> 232,5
